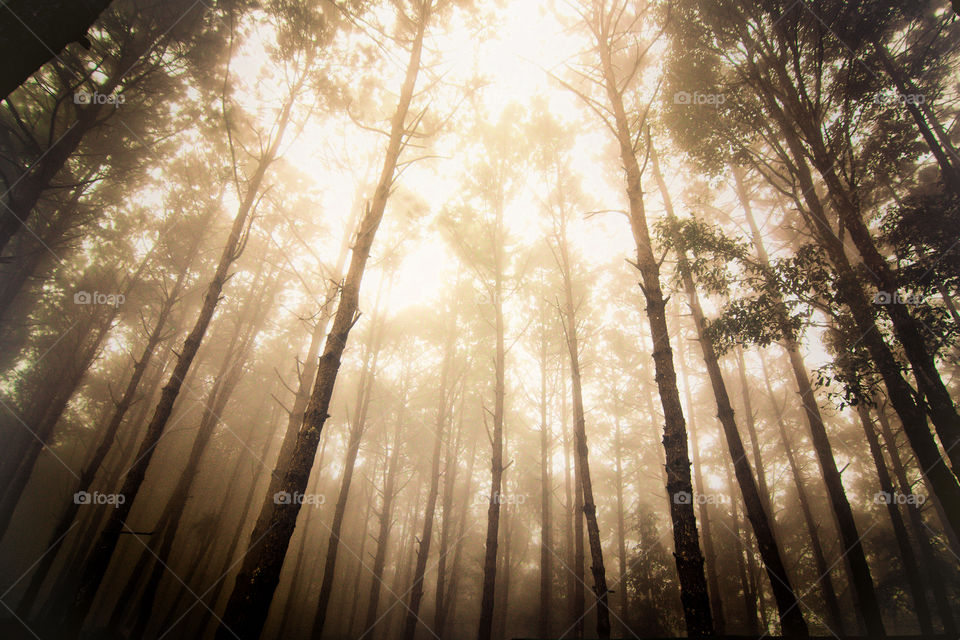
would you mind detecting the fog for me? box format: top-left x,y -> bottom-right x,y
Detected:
1,1 -> 959,639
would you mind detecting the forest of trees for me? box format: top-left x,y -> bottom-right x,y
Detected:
1,0 -> 959,638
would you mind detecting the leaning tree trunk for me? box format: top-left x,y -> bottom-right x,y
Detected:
364,410 -> 404,635
724,457 -> 760,634
314,308 -> 384,638
594,18 -> 713,634
213,8 -> 428,637
875,402 -> 958,634
125,273 -> 279,639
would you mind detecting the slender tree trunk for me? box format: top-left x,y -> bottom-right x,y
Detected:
724,458 -> 760,634
538,327 -> 554,639
735,348 -> 774,521
126,275 -> 278,638
365,414 -> 404,635
342,477 -> 375,639
855,403 -> 932,634
677,337 -> 726,633
64,100 -> 291,635
493,507 -> 512,640
213,9 -> 428,637
477,160 -> 508,640
594,16 -> 712,633
313,308 -> 384,638
276,438 -> 330,640
612,414 -> 629,634
875,403 -> 958,634
758,350 -> 846,634
401,334 -> 455,640
436,438 -> 476,638
553,195 -> 611,638
434,402 -> 465,636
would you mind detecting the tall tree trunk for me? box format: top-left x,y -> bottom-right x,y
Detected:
537,324 -> 554,640
213,8 -> 428,637
612,413 -> 629,634
735,348 -> 774,521
342,475 -> 375,639
758,350 -> 846,634
554,206 -> 611,639
493,507 -> 512,640
434,401 -> 465,636
724,458 -> 760,634
436,438 -> 476,638
593,12 -> 713,633
125,273 -> 279,638
313,305 -> 384,638
477,149 -> 508,640
760,26 -> 960,472
275,437 -> 330,640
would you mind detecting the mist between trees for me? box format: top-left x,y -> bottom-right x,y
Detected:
0,1 -> 959,639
